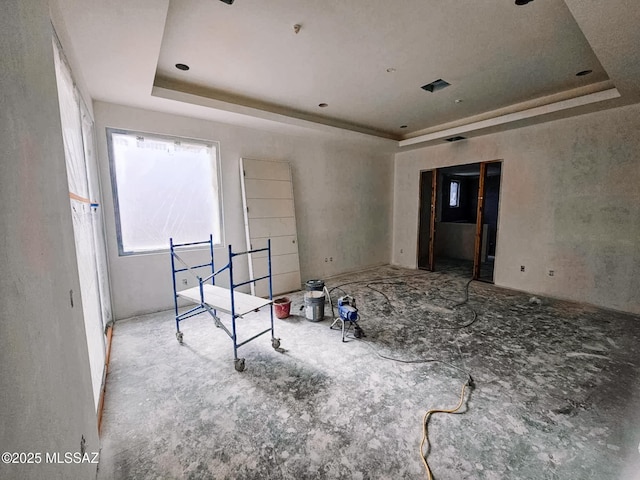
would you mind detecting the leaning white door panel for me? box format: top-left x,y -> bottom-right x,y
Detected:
250,236 -> 299,258
243,178 -> 293,199
240,158 -> 301,297
248,217 -> 297,238
252,254 -> 301,278
245,198 -> 295,219
243,159 -> 290,181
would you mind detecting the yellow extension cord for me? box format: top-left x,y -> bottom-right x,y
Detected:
420,380 -> 472,480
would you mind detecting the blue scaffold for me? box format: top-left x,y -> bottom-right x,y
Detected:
169,235 -> 281,371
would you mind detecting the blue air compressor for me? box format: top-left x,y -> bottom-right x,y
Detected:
329,294 -> 365,342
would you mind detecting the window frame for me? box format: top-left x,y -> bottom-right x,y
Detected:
106,128 -> 224,256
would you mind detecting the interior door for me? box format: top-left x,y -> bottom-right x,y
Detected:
240,158 -> 301,297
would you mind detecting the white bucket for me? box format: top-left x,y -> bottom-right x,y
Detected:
304,290 -> 325,321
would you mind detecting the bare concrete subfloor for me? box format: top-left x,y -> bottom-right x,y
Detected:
98,265 -> 640,479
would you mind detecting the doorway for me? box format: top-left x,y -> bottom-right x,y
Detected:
417,161 -> 502,281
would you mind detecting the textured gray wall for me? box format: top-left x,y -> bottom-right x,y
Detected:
393,104 -> 640,315
0,1 -> 99,478
94,102 -> 395,320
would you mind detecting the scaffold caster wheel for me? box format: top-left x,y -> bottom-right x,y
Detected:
234,358 -> 245,372
176,331 -> 184,344
214,316 -> 221,328
271,338 -> 281,350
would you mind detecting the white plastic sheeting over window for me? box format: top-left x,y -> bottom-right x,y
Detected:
81,102 -> 112,328
53,37 -> 111,410
107,130 -> 222,254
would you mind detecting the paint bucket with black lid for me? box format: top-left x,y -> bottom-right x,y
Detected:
305,279 -> 325,292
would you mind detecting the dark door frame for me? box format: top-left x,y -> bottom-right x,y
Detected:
473,160 -> 502,281
417,168 -> 438,271
417,161 -> 502,279
472,162 -> 487,279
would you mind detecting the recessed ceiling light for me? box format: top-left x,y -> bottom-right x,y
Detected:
515,0 -> 533,5
386,68 -> 396,73
175,63 -> 190,71
318,103 -> 328,108
400,125 -> 408,129
576,69 -> 593,77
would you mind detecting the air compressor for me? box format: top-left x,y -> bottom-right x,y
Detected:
329,294 -> 365,342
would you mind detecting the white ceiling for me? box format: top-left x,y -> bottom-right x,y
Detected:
52,0 -> 640,148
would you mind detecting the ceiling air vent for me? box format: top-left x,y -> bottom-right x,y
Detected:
421,79 -> 451,93
445,136 -> 466,142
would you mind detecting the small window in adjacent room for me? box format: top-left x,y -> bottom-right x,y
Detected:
449,180 -> 460,207
107,129 -> 223,255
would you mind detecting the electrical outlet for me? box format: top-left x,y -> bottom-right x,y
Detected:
520,265 -> 525,272
329,257 -> 333,262
548,270 -> 554,277
182,279 -> 188,286
400,248 -> 404,254
325,257 -> 328,262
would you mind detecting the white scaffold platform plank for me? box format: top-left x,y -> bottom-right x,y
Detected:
177,284 -> 272,317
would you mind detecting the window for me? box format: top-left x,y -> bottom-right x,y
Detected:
107,129 -> 223,255
449,180 -> 460,207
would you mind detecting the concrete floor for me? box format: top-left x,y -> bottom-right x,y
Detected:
98,265 -> 640,479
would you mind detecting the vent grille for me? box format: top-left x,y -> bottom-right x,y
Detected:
445,136 -> 466,142
421,79 -> 451,93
